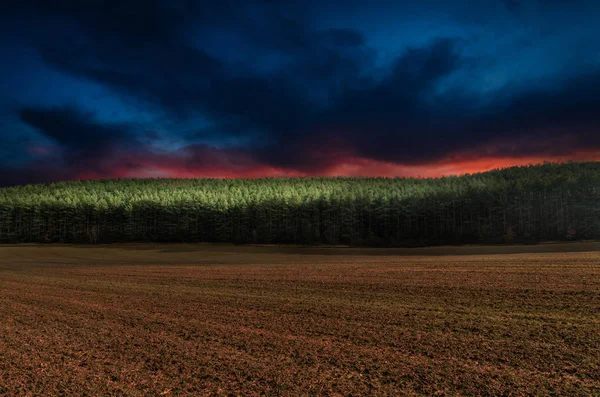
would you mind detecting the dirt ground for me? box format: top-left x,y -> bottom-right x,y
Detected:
1,243 -> 599,396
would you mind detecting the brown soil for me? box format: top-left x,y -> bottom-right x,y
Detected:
1,243 -> 599,396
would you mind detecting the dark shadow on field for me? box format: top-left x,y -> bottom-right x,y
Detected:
62,241 -> 600,256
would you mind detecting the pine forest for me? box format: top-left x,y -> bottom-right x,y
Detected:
0,162 -> 598,246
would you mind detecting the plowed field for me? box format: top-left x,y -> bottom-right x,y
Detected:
1,243 -> 599,396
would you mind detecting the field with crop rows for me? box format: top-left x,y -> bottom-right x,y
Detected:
1,243 -> 599,396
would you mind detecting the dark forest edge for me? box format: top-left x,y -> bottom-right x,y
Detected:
1,161 -> 599,246
2,241 -> 599,258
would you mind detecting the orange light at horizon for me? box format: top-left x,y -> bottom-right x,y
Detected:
321,151 -> 600,178
69,157 -> 598,182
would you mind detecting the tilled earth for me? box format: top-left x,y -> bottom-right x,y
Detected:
1,243 -> 599,396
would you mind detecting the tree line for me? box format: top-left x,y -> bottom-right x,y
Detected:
0,162 -> 598,246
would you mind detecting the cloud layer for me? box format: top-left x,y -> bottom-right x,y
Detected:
1,0 -> 599,185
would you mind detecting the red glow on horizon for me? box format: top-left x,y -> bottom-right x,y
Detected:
69,149 -> 600,182
323,151 -> 600,178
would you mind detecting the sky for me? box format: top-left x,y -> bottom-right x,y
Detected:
1,0 -> 599,185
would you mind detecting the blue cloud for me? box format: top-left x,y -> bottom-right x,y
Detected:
1,0 -> 599,184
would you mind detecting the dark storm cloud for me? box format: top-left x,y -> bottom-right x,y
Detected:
251,37 -> 466,170
469,71 -> 600,143
18,106 -> 140,175
1,0 -> 599,185
30,0 -> 369,116
19,107 -> 131,148
3,105 -> 285,185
